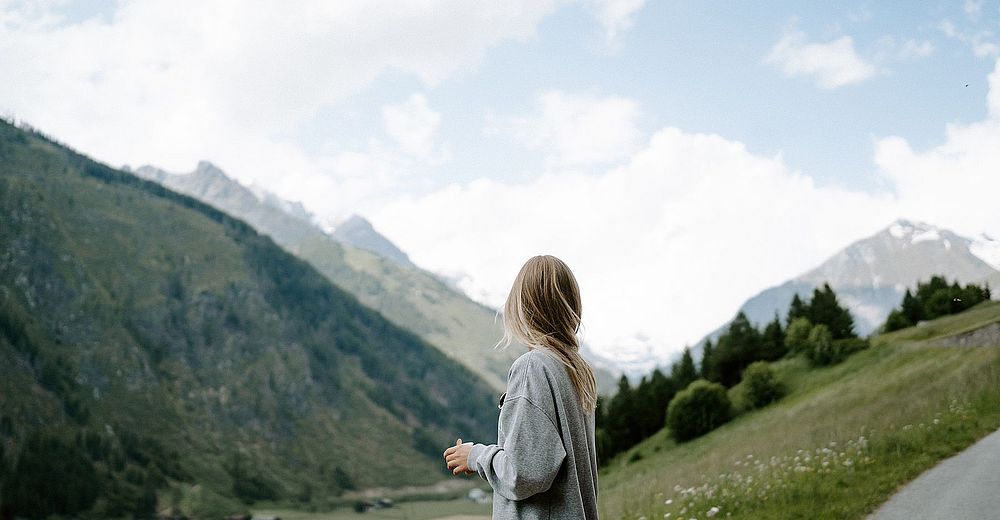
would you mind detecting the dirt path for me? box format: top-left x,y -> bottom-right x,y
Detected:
868,427 -> 1000,519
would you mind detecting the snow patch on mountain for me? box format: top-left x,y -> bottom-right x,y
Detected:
971,234 -> 1000,271
911,229 -> 941,244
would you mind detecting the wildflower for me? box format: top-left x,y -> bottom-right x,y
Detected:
707,506 -> 720,517
665,499 -> 673,505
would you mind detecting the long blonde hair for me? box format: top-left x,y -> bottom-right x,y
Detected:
498,255 -> 597,413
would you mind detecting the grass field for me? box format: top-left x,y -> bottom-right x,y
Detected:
598,301 -> 1000,519
254,499 -> 490,520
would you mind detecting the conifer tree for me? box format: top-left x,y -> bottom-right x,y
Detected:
648,368 -> 674,433
606,376 -> 635,454
807,283 -> 856,339
712,312 -> 762,387
700,339 -> 716,381
671,347 -> 698,390
760,313 -> 786,360
900,289 -> 922,325
787,293 -> 808,324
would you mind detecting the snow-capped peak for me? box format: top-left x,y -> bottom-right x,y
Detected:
887,219 -> 942,243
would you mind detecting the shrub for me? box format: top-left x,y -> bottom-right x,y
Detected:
742,361 -> 784,409
805,324 -> 870,366
784,317 -> 813,355
666,380 -> 731,442
805,324 -> 834,366
831,337 -> 870,363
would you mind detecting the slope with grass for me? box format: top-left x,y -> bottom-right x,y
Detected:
599,301 -> 1000,519
0,120 -> 496,518
134,163 -> 524,392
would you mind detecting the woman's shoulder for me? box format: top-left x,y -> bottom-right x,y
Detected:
510,348 -> 555,375
508,349 -> 567,391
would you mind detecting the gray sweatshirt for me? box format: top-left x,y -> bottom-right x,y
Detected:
467,349 -> 599,519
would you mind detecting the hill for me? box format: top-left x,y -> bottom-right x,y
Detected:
0,120 -> 496,518
598,301 -> 1000,519
133,163 -> 523,392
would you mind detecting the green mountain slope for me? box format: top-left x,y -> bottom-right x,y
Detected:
599,301 -> 1000,519
134,163 -> 525,392
0,120 -> 495,518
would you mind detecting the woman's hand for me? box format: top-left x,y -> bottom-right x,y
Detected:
443,438 -> 475,476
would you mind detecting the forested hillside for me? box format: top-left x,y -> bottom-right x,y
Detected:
0,120 -> 495,519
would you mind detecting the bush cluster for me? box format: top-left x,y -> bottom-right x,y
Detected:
667,380 -> 732,442
742,361 -> 785,409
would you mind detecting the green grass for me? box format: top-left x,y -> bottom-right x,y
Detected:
598,301 -> 1000,519
254,499 -> 491,520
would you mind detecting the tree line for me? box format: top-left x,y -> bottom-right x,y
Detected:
883,275 -> 991,332
595,283 -> 865,463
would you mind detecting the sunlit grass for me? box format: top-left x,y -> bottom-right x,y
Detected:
599,302 -> 1000,519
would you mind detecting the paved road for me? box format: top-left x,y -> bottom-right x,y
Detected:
869,427 -> 1000,519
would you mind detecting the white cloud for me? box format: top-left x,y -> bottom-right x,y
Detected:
874,36 -> 935,61
940,19 -> 999,58
874,58 -> 1000,239
964,0 -> 983,19
377,59 -> 1000,368
381,93 -> 444,161
500,90 -> 642,167
590,0 -> 647,47
898,38 -> 936,59
764,29 -> 877,88
374,127 -> 895,367
0,0 -> 560,209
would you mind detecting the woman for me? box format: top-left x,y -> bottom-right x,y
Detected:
444,255 -> 599,519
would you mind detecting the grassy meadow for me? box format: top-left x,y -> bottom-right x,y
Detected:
254,499 -> 490,520
598,301 -> 1000,519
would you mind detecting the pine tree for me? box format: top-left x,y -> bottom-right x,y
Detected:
760,313 -> 786,360
649,369 -> 675,432
712,312 -> 762,387
900,289 -> 922,325
606,376 -> 635,455
700,339 -> 716,381
634,376 -> 656,440
807,284 -> 856,339
787,293 -> 808,324
671,347 -> 698,390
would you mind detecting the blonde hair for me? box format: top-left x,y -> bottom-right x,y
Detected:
498,255 -> 597,413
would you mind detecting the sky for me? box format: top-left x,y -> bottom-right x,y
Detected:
3,0 -> 1000,369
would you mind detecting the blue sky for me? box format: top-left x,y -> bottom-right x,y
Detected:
300,0 -> 998,193
2,1 -> 999,367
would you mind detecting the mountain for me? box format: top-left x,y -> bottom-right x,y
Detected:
329,214 -> 414,269
0,120 -> 495,518
697,219 -> 1000,347
134,163 -> 619,394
